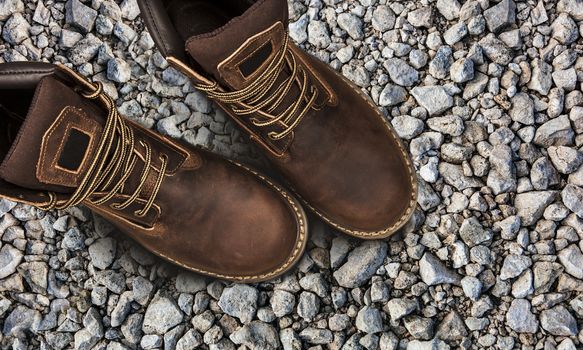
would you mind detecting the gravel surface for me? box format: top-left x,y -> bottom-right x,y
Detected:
0,0 -> 583,349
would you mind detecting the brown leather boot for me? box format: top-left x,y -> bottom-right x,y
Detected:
0,62 -> 307,282
138,0 -> 418,239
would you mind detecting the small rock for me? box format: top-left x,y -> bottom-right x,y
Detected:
218,284 -> 258,324
450,58 -> 474,83
384,58 -> 419,86
2,13 -> 30,45
407,339 -> 450,350
435,311 -> 468,341
392,115 -> 424,139
562,184 -> 583,218
385,298 -> 418,321
88,237 -> 116,269
176,329 -> 202,350
528,59 -> 553,95
419,252 -> 461,286
534,115 -> 575,147
333,241 -> 387,288
461,276 -> 482,300
307,21 -> 330,48
500,255 -> 532,280
506,299 -> 538,333
0,0 -> 24,21
298,327 -> 333,345
479,34 -> 513,65
3,305 -> 41,337
509,93 -> 534,125
297,291 -> 319,321
270,290 -> 295,318
558,244 -> 583,279
379,84 -> 407,106
459,217 -> 492,246
551,13 -> 579,45
429,46 -> 453,79
437,0 -> 461,20
540,305 -> 578,336
337,13 -> 364,40
372,6 -> 395,31
549,146 -> 583,174
514,191 -> 557,226
142,293 -> 183,334
407,7 -> 434,28
355,307 -> 384,334
66,0 -> 97,33
175,272 -> 206,294
230,321 -> 280,349
0,245 -> 23,279
483,0 -> 516,33
411,86 -> 454,116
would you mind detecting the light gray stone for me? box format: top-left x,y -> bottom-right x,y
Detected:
66,0 -> 97,33
355,307 -> 384,334
483,0 -> 516,33
384,58 -> 419,86
509,93 -> 534,125
500,255 -> 532,280
218,284 -> 258,324
528,59 -> 553,95
437,0 -> 461,20
88,237 -> 116,269
0,244 -> 23,279
142,293 -> 183,334
230,321 -> 280,349
0,0 -> 24,20
506,299 -> 538,333
411,86 -> 453,116
333,241 -> 387,288
479,34 -> 513,65
337,13 -> 364,40
379,84 -> 407,106
419,252 -> 461,286
540,305 -> 577,336
558,244 -> 583,279
450,58 -> 474,83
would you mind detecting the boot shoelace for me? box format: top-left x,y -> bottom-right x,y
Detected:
42,82 -> 168,217
195,33 -> 319,141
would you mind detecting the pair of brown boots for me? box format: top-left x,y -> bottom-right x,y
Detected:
0,0 -> 416,282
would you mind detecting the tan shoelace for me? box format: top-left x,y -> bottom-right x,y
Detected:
42,81 -> 168,217
194,33 -> 319,140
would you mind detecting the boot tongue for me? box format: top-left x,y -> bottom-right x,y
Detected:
0,76 -> 105,193
185,0 -> 289,90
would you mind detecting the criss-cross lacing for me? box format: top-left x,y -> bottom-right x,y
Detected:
42,79 -> 168,217
194,33 -> 319,140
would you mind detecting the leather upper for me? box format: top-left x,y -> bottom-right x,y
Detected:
138,0 -> 418,238
0,62 -> 307,282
